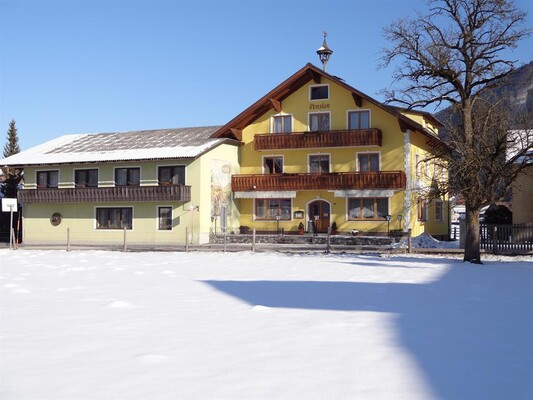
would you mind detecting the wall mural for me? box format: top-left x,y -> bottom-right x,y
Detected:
211,159 -> 232,217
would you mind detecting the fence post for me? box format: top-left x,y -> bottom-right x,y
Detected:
185,227 -> 189,252
123,227 -> 127,252
326,227 -> 331,253
252,228 -> 256,252
407,229 -> 412,254
67,228 -> 71,252
492,226 -> 498,255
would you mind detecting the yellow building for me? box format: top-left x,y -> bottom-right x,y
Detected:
1,61 -> 449,246
213,63 -> 449,238
1,127 -> 240,246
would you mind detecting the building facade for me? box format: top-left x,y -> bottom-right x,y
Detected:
214,63 -> 449,238
1,64 -> 449,245
2,127 -> 240,246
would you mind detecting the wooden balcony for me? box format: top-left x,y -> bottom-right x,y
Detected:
232,171 -> 406,192
254,128 -> 382,150
18,185 -> 191,204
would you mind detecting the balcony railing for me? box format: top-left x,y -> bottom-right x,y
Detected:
232,171 -> 406,192
254,128 -> 382,150
18,185 -> 191,203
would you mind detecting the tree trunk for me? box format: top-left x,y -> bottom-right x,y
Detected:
463,206 -> 482,264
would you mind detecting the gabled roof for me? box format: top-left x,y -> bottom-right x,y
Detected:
1,126 -> 237,167
211,63 -> 447,150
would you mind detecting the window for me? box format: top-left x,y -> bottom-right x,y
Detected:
263,156 -> 283,174
115,168 -> 140,186
158,166 -> 185,185
358,153 -> 380,172
96,207 -> 133,230
435,200 -> 444,222
272,115 -> 292,134
75,169 -> 98,188
36,171 -> 59,188
348,110 -> 370,129
255,198 -> 292,220
348,198 -> 388,220
418,200 -> 428,221
310,85 -> 329,100
158,207 -> 173,230
309,113 -> 330,132
309,154 -> 330,173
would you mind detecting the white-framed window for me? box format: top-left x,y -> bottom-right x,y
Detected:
348,198 -> 389,220
309,84 -> 329,100
36,170 -> 59,188
254,198 -> 292,220
158,206 -> 173,230
309,112 -> 330,132
115,167 -> 140,186
348,110 -> 370,129
263,156 -> 283,174
158,165 -> 185,185
309,154 -> 330,173
435,200 -> 444,222
74,169 -> 98,188
357,152 -> 380,172
271,114 -> 292,134
96,207 -> 133,230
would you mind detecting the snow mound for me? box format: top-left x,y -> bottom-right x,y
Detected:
394,232 -> 460,249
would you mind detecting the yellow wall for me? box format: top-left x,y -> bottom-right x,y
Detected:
236,77 -> 412,235
235,76 -> 449,238
20,142 -> 240,246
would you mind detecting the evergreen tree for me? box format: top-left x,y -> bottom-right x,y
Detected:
3,119 -> 21,158
1,119 -> 22,198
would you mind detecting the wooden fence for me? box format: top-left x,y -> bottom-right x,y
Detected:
480,224 -> 533,253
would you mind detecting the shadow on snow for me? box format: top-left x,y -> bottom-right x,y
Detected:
203,262 -> 533,399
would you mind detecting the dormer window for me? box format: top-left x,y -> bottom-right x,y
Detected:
310,84 -> 329,100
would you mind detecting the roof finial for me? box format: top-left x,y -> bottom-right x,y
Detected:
316,31 -> 333,72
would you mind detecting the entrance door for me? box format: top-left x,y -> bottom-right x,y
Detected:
308,200 -> 330,233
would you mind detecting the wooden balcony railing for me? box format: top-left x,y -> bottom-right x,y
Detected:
254,128 -> 382,150
232,171 -> 406,192
18,185 -> 191,204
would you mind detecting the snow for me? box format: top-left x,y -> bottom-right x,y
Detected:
0,138 -> 224,166
1,249 -> 533,400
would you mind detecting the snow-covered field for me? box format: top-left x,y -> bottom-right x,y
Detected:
1,249 -> 532,400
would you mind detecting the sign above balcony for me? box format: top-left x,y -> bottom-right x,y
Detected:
333,190 -> 395,198
234,191 -> 297,199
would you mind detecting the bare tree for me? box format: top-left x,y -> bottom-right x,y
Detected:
381,0 -> 532,263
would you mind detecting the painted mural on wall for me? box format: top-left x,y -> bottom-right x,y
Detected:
211,159 -> 232,217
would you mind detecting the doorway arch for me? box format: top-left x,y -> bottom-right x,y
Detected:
308,200 -> 331,233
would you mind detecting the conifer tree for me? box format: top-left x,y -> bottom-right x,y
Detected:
1,119 -> 22,198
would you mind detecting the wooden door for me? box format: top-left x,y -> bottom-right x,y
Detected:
309,200 -> 330,233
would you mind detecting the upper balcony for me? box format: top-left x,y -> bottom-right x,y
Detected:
232,171 -> 406,192
254,128 -> 382,151
18,185 -> 191,204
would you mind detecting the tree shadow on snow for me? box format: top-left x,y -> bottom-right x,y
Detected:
203,264 -> 533,399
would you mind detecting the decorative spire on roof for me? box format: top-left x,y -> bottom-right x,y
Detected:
316,31 -> 333,72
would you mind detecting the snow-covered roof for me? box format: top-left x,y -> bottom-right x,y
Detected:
0,126 -> 231,166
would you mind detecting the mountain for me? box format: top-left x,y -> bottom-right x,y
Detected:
435,61 -> 533,133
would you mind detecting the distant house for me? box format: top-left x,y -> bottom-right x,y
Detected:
0,127 -> 240,246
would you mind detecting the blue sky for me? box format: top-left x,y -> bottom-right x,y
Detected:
1,0 -> 532,151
